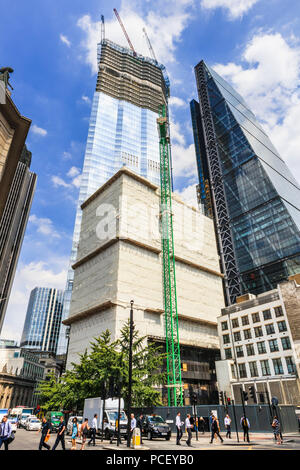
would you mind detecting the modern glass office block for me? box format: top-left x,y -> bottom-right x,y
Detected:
57,40 -> 170,354
191,61 -> 300,303
21,287 -> 64,354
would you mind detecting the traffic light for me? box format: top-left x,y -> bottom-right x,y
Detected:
242,390 -> 248,402
219,391 -> 224,405
191,392 -> 197,406
227,397 -> 231,406
249,386 -> 257,403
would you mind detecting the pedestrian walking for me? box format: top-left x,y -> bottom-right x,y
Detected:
80,418 -> 90,450
176,412 -> 183,445
0,415 -> 12,450
210,415 -> 224,444
198,416 -> 205,434
185,414 -> 193,447
38,417 -> 51,451
130,413 -> 136,446
240,416 -> 250,443
52,416 -> 66,450
272,416 -> 283,445
71,417 -> 79,450
88,414 -> 98,447
137,414 -> 144,444
224,414 -> 231,439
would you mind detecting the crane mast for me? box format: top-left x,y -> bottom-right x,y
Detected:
157,106 -> 183,407
143,27 -> 157,63
113,8 -> 137,56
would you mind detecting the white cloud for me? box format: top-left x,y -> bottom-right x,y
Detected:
213,32 -> 300,183
81,95 -> 91,104
60,34 -> 71,47
175,183 -> 198,207
67,166 -> 80,178
172,142 -> 198,180
51,175 -> 71,188
1,260 -> 67,342
31,124 -> 47,137
29,215 -> 61,239
169,96 -> 186,107
200,0 -> 259,19
77,0 -> 193,74
63,151 -> 72,160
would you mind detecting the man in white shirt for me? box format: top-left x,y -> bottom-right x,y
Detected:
88,413 -> 98,447
185,414 -> 193,447
176,412 -> 183,445
224,414 -> 231,439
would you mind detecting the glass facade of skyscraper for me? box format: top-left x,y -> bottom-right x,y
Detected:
57,40 -> 169,354
21,287 -> 64,354
191,61 -> 300,302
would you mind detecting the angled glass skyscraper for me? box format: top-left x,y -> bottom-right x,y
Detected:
21,287 -> 64,354
57,40 -> 170,354
191,60 -> 300,304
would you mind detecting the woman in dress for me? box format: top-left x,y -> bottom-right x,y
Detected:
71,417 -> 79,450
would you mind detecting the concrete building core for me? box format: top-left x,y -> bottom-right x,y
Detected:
64,167 -> 225,403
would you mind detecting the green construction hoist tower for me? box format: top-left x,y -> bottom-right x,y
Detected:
157,105 -> 183,407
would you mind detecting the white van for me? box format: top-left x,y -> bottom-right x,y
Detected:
83,398 -> 128,440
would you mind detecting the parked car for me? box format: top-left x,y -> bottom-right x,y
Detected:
142,415 -> 171,440
20,414 -> 35,428
66,416 -> 83,436
26,417 -> 41,431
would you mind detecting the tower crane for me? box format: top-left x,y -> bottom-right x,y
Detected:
113,8 -> 137,56
142,27 -> 157,63
100,15 -> 105,43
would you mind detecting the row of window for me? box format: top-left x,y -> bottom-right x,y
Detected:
221,306 -> 284,331
224,336 -> 291,359
237,356 -> 295,379
223,320 -> 287,344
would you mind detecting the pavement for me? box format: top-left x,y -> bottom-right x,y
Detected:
5,429 -> 300,451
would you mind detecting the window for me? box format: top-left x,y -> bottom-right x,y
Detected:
257,341 -> 267,354
225,348 -> 232,359
285,357 -> 295,374
277,321 -> 287,332
238,363 -> 247,378
249,361 -> 258,377
281,337 -> 291,350
241,316 -> 249,326
273,358 -> 284,375
252,312 -> 260,323
244,329 -> 252,340
263,309 -> 272,320
254,326 -> 263,338
265,324 -> 275,335
232,318 -> 239,329
223,334 -> 230,345
274,306 -> 284,317
234,331 -> 241,342
246,344 -> 255,356
269,339 -> 279,352
260,360 -> 271,376
231,364 -> 237,379
221,321 -> 228,331
236,346 -> 244,358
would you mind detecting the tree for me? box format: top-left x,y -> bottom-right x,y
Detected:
37,324 -> 166,412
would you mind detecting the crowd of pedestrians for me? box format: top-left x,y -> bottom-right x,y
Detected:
0,409 -> 286,450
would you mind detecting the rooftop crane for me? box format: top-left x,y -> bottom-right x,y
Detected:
113,8 -> 137,56
157,106 -> 183,407
100,15 -> 105,43
142,27 -> 157,63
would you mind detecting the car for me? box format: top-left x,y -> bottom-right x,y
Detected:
20,413 -> 35,428
26,417 -> 42,431
66,416 -> 83,436
142,415 -> 171,441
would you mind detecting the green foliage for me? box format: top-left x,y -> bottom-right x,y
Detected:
36,323 -> 166,412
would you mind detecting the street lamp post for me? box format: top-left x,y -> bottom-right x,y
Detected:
127,300 -> 134,448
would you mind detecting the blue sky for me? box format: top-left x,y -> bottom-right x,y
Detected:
1,0 -> 300,340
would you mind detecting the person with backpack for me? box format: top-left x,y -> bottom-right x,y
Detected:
240,416 -> 250,443
209,415 -> 224,444
80,418 -> 90,450
272,416 -> 283,445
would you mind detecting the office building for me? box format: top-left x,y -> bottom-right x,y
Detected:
63,167 -> 225,404
0,344 -> 44,408
191,61 -> 300,304
57,39 -> 170,355
216,274 -> 300,405
21,287 -> 64,355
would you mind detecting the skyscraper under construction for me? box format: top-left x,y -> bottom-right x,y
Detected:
57,39 -> 170,354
